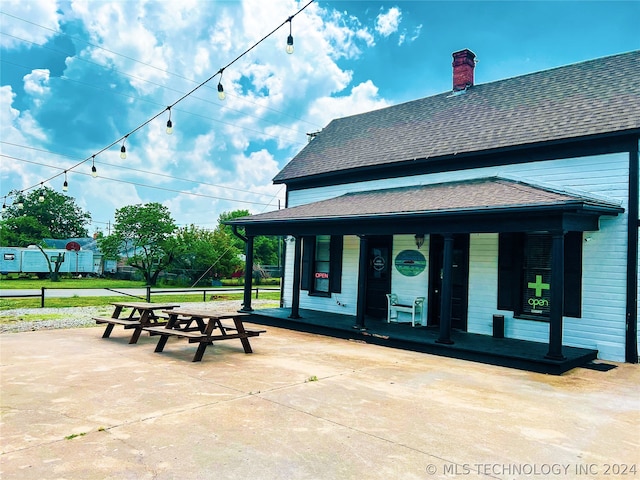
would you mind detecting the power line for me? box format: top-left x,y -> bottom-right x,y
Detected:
1,0 -> 315,202
1,58 -> 308,147
1,141 -> 281,199
1,153 -> 282,207
0,33 -> 319,139
0,9 -> 324,130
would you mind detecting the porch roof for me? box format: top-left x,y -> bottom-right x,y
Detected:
227,177 -> 623,237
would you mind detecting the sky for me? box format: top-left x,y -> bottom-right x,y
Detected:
1,0 -> 639,235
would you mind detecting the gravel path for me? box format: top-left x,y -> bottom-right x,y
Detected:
0,300 -> 276,333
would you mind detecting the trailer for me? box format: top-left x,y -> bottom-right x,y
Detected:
0,246 -> 98,277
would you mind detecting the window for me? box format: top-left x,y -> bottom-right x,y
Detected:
301,235 -> 343,295
498,232 -> 582,319
313,235 -> 331,293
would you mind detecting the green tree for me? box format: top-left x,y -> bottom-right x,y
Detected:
172,225 -> 243,285
0,187 -> 91,246
98,203 -> 177,286
216,209 -> 280,266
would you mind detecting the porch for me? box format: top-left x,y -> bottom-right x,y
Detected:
248,307 -> 598,375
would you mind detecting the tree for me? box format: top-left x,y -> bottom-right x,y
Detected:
172,225 -> 243,285
216,209 -> 280,266
98,203 -> 177,286
0,187 -> 91,246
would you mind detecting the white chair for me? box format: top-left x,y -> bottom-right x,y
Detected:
386,294 -> 426,327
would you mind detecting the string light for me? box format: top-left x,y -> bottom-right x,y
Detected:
17,195 -> 24,209
166,107 -> 173,134
2,197 -> 7,214
217,69 -> 225,100
0,0 -> 315,206
120,137 -> 127,159
286,16 -> 294,54
91,155 -> 97,177
38,183 -> 45,202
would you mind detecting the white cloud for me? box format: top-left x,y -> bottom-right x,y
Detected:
307,80 -> 389,126
23,69 -> 51,98
2,0 -> 388,226
375,7 -> 402,37
0,0 -> 61,48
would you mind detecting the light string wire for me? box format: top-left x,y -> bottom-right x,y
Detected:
2,0 -> 314,205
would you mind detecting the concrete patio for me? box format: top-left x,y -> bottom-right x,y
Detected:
1,323 -> 638,479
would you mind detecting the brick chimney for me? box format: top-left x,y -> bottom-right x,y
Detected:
452,49 -> 476,91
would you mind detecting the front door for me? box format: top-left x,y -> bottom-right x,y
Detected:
365,236 -> 392,318
428,234 -> 469,330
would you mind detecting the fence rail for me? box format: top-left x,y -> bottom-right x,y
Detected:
0,286 -> 280,308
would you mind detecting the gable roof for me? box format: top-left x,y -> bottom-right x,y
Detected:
227,177 -> 623,236
274,51 -> 640,184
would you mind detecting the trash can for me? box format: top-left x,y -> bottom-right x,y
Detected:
493,314 -> 504,339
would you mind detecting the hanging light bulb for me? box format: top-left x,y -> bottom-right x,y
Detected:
166,107 -> 173,134
17,196 -> 24,209
217,68 -> 226,100
1,200 -> 6,214
286,17 -> 294,54
120,137 -> 127,159
62,171 -> 69,192
91,156 -> 97,178
38,183 -> 45,203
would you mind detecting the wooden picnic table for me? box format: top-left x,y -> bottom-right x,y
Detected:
94,301 -> 180,344
143,308 -> 265,362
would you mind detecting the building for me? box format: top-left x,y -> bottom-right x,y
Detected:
227,50 -> 639,371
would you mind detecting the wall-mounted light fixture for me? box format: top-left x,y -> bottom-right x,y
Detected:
414,233 -> 425,249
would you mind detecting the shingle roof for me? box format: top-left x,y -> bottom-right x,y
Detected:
274,51 -> 640,183
230,177 -> 623,225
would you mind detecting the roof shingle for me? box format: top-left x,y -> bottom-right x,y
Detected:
274,51 -> 640,183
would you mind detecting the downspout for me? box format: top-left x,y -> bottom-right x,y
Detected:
626,141 -> 639,363
232,226 -> 253,312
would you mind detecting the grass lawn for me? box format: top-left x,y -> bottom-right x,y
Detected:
0,277 -> 147,289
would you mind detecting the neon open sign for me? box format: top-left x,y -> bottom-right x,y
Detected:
315,272 -> 329,279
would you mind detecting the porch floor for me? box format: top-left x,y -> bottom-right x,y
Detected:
248,308 -> 598,375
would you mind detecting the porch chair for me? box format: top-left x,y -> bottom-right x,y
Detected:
386,294 -> 426,327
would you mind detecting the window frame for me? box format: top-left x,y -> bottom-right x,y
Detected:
301,235 -> 343,296
498,231 -> 582,320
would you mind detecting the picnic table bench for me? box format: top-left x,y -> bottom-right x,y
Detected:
94,301 -> 179,344
143,308 -> 266,362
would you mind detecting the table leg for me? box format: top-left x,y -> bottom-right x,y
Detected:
193,342 -> 208,362
155,335 -> 169,353
129,327 -> 143,344
233,317 -> 253,353
102,323 -> 115,338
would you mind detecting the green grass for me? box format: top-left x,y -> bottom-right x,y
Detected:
0,277 -> 147,289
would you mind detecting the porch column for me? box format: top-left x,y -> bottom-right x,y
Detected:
240,235 -> 254,312
546,232 -> 565,360
289,236 -> 302,319
436,234 -> 455,344
355,235 -> 368,329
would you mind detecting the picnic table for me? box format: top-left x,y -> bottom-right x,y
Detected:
94,301 -> 180,344
143,308 -> 266,362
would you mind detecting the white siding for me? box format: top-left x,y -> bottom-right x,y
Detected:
282,235 -> 359,317
467,234 -> 499,336
285,152 -> 630,362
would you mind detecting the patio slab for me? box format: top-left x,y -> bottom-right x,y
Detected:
1,324 -> 638,479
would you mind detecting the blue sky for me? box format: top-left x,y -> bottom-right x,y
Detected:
1,0 -> 638,234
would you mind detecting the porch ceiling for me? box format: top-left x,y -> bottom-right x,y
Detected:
228,177 -> 624,236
